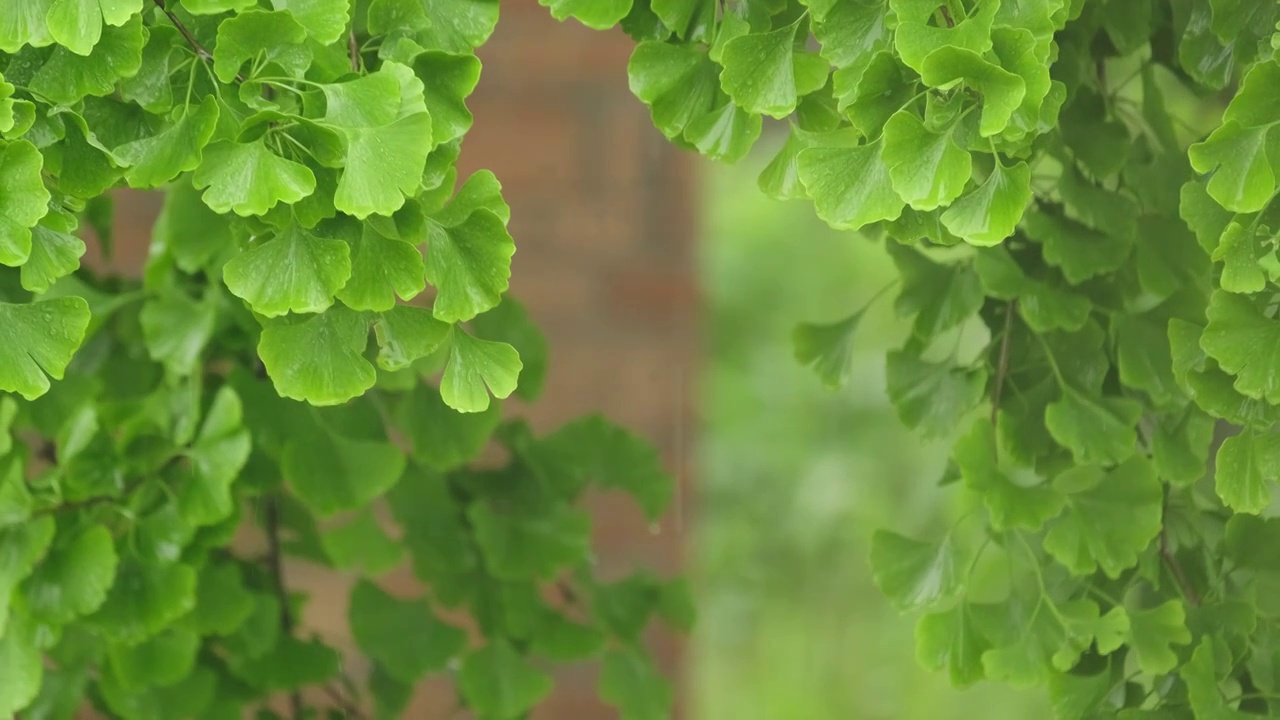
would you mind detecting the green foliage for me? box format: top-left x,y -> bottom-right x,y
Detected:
576,0 -> 1280,715
6,0 -> 1280,715
0,1 -> 684,717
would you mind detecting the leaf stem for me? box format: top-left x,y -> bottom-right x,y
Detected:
990,299 -> 1016,428
348,29 -> 362,72
264,494 -> 304,718
1158,490 -> 1201,607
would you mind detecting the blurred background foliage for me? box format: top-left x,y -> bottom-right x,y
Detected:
690,138 -> 1049,720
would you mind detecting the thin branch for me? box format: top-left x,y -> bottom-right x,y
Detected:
152,0 -> 211,61
1159,494 -> 1201,607
320,682 -> 367,719
938,5 -> 956,27
152,0 -> 246,83
348,29 -> 362,72
264,495 -> 305,719
990,299 -> 1016,429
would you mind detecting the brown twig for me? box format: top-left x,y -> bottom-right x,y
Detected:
348,29 -> 362,72
152,0 -> 212,61
152,0 -> 247,83
320,682 -> 367,719
264,495 -> 304,718
938,4 -> 956,27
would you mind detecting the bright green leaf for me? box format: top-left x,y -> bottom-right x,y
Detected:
350,580 -> 467,683
1042,458 -> 1162,578
0,297 -> 91,401
869,530 -> 963,611
459,641 -> 553,718
440,329 -> 521,413
257,304 -> 376,406
941,160 -> 1031,246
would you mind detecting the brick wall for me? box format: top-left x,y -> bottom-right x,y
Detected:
101,5 -> 697,717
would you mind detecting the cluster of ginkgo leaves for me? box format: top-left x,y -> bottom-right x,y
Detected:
546,0 -> 1280,716
0,1 -> 693,719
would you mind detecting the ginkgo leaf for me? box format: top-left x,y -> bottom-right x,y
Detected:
350,581 -> 466,682
373,305 -> 452,372
1127,601 -> 1192,675
869,530 -> 963,611
758,123 -> 817,200
193,140 -> 317,217
187,561 -> 254,637
333,113 -> 434,219
317,62 -> 434,218
882,111 -> 972,210
270,0 -> 351,44
469,499 -> 590,579
1024,207 -> 1133,285
1201,290 -> 1280,404
894,0 -> 997,73
212,10 -> 309,84
627,41 -> 719,138
598,647 -> 674,720
1042,458 -> 1162,578
1215,430 -> 1280,514
0,140 -> 50,267
46,0 -> 141,56
440,329 -> 522,413
431,170 -> 510,227
973,247 -> 1090,332
425,209 -> 514,323
283,424 -> 405,515
223,224 -> 351,317
321,509 -> 404,575
0,0 -> 55,52
29,15 -> 145,105
459,642 -> 553,719
1213,221 -> 1270,293
920,47 -> 1026,137
21,215 -> 85,295
941,160 -> 1031,246
811,0 -> 891,80
684,101 -> 762,163
414,51 -> 482,147
90,556 -> 197,645
22,523 -> 117,624
1045,385 -> 1143,466
915,602 -> 993,687
841,50 -> 918,133
257,305 -> 376,406
792,309 -> 864,388
798,134 -> 904,230
1188,121 -> 1280,214
888,243 -> 983,342
113,96 -> 219,188
334,223 -> 426,312
179,386 -> 251,527
720,18 -> 824,119
953,420 -> 1064,531
885,350 -> 986,438
539,0 -> 632,30
183,0 -> 255,12
0,297 -> 91,400
139,289 -> 217,377
397,383 -> 500,471
0,612 -> 41,717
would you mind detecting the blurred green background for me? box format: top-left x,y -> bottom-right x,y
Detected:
690,139 -> 1048,720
